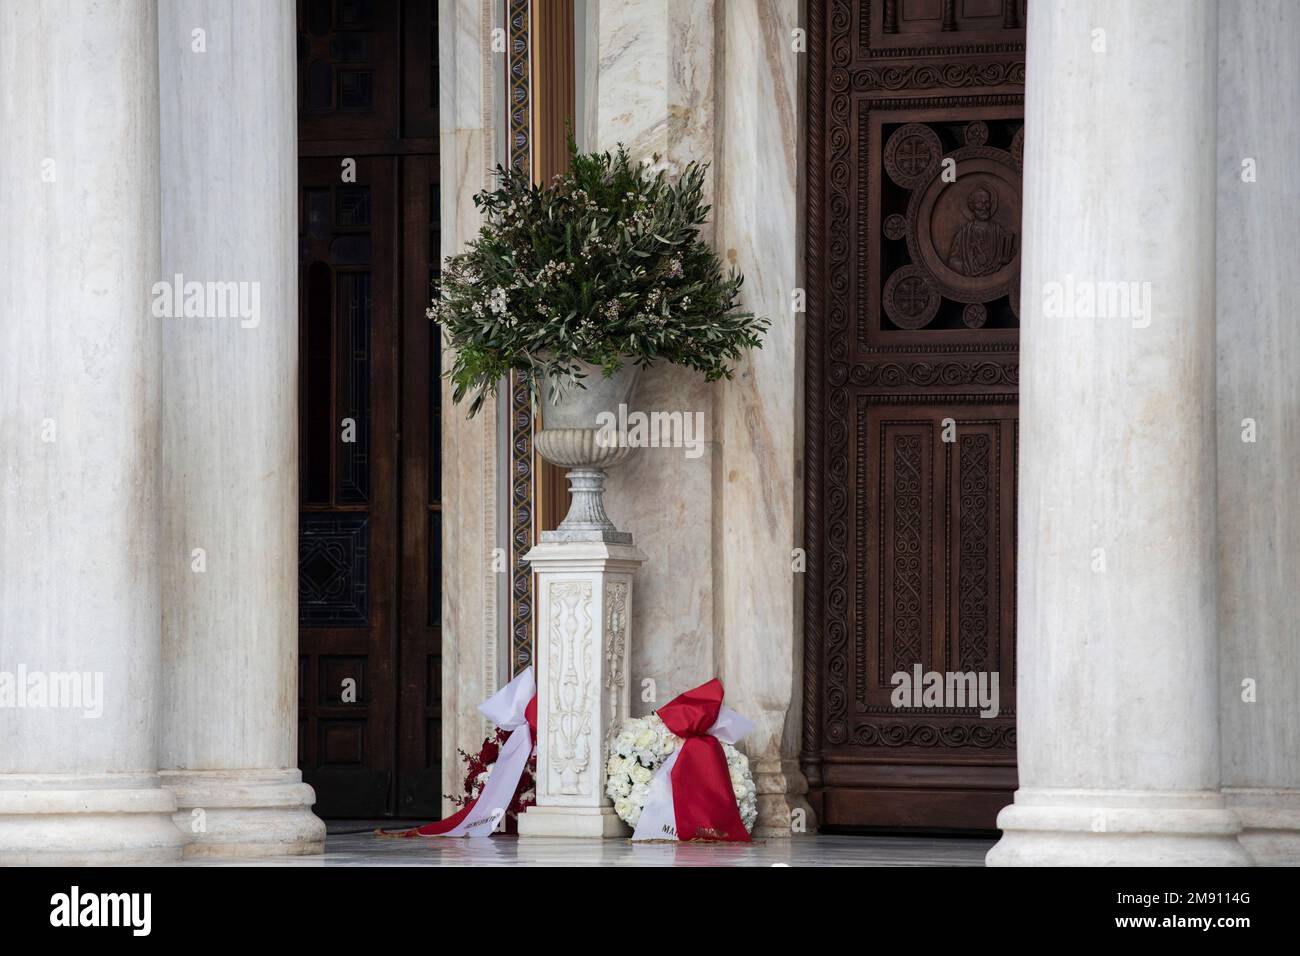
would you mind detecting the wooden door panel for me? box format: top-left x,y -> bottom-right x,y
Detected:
849,404 -> 1017,741
298,0 -> 401,143
298,154 -> 399,818
857,107 -> 1024,354
297,0 -> 440,819
804,0 -> 1024,831
396,152 -> 443,819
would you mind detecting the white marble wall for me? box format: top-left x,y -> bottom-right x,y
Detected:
582,0 -> 715,176
589,0 -> 721,709
1216,0 -> 1300,864
584,0 -> 810,833
439,0 -> 504,813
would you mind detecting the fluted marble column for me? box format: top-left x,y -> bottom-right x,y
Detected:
987,0 -> 1249,866
1216,0 -> 1300,866
0,0 -> 187,864
156,0 -> 323,856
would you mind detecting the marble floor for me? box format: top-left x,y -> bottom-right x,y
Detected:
184,826 -> 995,867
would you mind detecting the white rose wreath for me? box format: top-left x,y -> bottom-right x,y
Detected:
605,713 -> 758,833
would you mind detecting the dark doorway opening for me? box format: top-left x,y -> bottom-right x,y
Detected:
296,0 -> 442,819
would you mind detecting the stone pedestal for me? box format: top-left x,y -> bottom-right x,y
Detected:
1225,789 -> 1300,866
517,541 -> 644,838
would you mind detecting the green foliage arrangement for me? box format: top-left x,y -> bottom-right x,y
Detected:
429,143 -> 770,415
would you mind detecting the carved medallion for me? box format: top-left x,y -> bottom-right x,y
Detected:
883,123 -> 942,189
964,120 -> 988,146
882,264 -> 941,330
883,213 -> 906,241
905,145 -> 1021,304
962,303 -> 988,328
1010,125 -> 1024,172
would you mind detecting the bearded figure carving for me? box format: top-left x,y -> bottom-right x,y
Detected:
946,186 -> 1016,277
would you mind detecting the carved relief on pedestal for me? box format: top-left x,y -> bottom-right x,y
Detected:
603,582 -> 629,734
546,580 -> 595,796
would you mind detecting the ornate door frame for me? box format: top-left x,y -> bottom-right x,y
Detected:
505,0 -> 577,680
505,0 -> 537,681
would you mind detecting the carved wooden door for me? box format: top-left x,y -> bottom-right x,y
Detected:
804,0 -> 1025,830
296,0 -> 441,818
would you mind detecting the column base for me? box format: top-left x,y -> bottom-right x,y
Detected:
516,805 -> 630,838
0,773 -> 188,865
986,788 -> 1253,866
161,769 -> 326,858
1224,787 -> 1300,866
752,759 -> 818,837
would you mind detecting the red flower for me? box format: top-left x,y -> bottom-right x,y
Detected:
451,732 -> 540,821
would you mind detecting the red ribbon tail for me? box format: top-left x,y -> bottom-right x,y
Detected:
670,737 -> 751,843
375,799 -> 478,838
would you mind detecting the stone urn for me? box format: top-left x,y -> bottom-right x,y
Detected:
534,359 -> 640,544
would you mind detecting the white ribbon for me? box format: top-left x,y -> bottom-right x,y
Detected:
436,666 -> 535,838
631,706 -> 754,842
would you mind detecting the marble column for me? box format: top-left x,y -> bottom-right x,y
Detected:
155,0 -> 323,857
0,0 -> 187,864
987,0 -> 1250,866
1216,0 -> 1300,866
440,0 -> 506,812
714,0 -> 814,837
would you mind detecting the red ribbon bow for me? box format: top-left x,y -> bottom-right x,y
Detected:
657,679 -> 750,842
